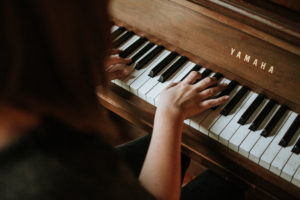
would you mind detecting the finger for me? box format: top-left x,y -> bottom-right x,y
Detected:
199,95 -> 229,110
106,63 -> 126,72
106,55 -> 131,67
194,77 -> 217,92
198,83 -> 227,100
181,71 -> 201,84
111,49 -> 121,54
164,82 -> 179,90
108,66 -> 134,80
108,70 -> 124,80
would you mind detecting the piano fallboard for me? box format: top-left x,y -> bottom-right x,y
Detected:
110,0 -> 300,113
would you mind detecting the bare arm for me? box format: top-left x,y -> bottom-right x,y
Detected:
139,71 -> 229,200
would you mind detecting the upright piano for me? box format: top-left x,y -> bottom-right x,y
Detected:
98,0 -> 300,199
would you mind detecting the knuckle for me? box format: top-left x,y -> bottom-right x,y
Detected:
208,88 -> 215,95
203,77 -> 212,84
217,97 -> 224,104
208,101 -> 215,107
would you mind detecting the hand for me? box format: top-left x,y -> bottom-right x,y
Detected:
105,49 -> 133,81
157,71 -> 229,120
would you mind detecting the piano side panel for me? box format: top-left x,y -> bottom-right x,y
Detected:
110,0 -> 300,112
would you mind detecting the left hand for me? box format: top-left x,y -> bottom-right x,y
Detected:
105,49 -> 133,81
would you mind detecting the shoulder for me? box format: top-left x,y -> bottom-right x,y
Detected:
0,117 -> 154,200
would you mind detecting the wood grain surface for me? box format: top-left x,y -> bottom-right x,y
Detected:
110,0 -> 300,112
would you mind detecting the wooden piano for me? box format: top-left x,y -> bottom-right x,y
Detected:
98,0 -> 300,199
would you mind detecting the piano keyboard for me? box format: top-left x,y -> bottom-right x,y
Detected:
110,25 -> 300,188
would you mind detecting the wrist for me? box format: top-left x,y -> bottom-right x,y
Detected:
156,106 -> 185,122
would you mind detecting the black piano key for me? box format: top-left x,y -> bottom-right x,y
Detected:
292,137 -> 300,154
148,51 -> 178,77
180,64 -> 202,81
194,69 -> 212,83
220,86 -> 249,116
215,80 -> 238,98
201,69 -> 212,78
205,72 -> 223,89
113,31 -> 134,48
212,72 -> 223,81
158,56 -> 188,83
249,99 -> 277,131
211,80 -> 238,110
279,114 -> 300,147
127,42 -> 154,66
261,105 -> 288,137
238,93 -> 265,125
135,45 -> 164,70
119,37 -> 147,58
111,26 -> 126,40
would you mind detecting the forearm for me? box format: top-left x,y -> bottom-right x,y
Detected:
138,72 -> 228,199
139,108 -> 184,200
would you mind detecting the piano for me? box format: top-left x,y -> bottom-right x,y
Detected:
98,0 -> 300,199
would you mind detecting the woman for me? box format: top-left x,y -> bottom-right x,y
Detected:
0,0 -> 240,199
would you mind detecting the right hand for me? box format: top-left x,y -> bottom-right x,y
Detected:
157,71 -> 229,120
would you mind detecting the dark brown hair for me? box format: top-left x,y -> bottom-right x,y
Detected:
0,0 -> 113,132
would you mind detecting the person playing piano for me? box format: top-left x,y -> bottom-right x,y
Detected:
0,0 -> 244,199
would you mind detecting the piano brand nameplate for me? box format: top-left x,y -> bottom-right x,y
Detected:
230,47 -> 275,74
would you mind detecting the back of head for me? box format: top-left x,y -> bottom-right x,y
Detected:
0,0 -> 112,131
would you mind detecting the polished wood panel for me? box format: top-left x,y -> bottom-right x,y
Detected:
110,0 -> 300,112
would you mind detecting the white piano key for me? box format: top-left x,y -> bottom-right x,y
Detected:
113,36 -> 140,87
219,93 -> 258,146
184,119 -> 190,125
249,106 -> 290,163
208,91 -> 253,141
116,41 -> 152,90
292,166 -> 300,187
281,153 -> 300,182
147,62 -> 194,105
270,129 -> 300,175
259,111 -> 295,169
113,30 -> 128,42
111,25 -> 118,32
199,83 -> 241,135
189,109 -> 211,131
138,52 -> 177,101
228,98 -> 269,152
154,62 -> 198,106
239,104 -> 280,158
188,78 -> 229,132
130,50 -> 170,95
173,62 -> 197,83
118,35 -> 140,51
179,67 -> 208,125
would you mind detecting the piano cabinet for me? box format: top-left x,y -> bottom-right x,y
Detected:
100,0 -> 300,199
